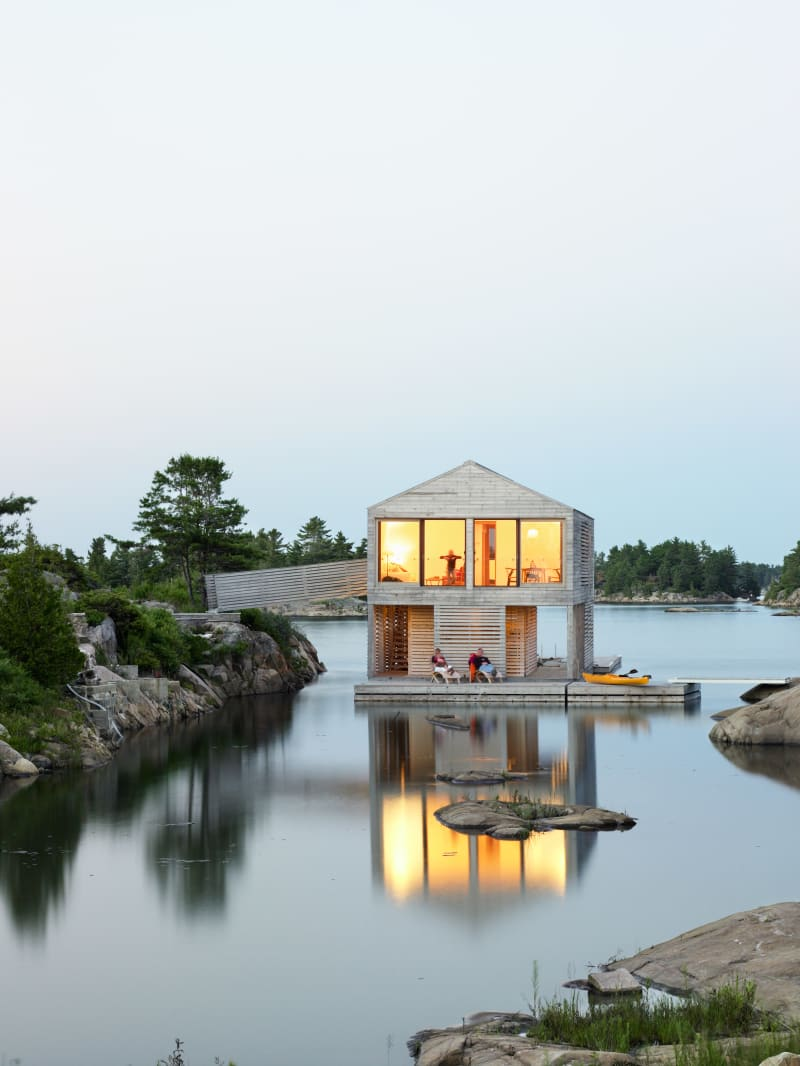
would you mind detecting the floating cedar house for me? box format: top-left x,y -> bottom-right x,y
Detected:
366,461 -> 595,680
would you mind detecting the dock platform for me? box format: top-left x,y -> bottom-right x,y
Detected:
353,677 -> 699,706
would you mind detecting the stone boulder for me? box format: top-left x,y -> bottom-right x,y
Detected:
710,686 -> 800,746
434,799 -> 636,840
410,1022 -> 640,1066
608,902 -> 800,1021
0,740 -> 39,778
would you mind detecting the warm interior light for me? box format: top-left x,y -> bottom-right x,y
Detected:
527,529 -> 539,538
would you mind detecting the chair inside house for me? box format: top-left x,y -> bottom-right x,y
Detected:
524,561 -> 544,583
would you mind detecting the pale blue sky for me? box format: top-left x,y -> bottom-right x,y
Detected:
2,1 -> 797,564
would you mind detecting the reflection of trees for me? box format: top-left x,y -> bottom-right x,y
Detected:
123,694 -> 296,914
0,693 -> 296,936
146,754 -> 245,914
0,776 -> 86,939
712,741 -> 800,792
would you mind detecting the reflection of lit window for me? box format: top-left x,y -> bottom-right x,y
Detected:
523,831 -> 567,894
423,520 -> 466,586
378,521 -> 420,583
382,794 -> 424,901
380,789 -> 567,901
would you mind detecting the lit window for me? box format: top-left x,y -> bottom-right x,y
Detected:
377,521 -> 420,583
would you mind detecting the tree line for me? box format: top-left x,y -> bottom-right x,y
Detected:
1,456 -> 366,611
1,455 -> 795,613
595,539 -> 780,599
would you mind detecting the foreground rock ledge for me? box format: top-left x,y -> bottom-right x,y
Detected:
435,798 -> 636,839
410,904 -> 800,1066
609,901 -> 800,1020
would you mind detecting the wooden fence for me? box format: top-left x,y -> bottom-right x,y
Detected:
204,559 -> 368,611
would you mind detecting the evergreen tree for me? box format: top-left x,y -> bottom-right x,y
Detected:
330,531 -> 354,560
0,531 -> 84,687
0,494 -> 36,553
292,516 -> 334,564
250,528 -> 288,569
134,455 -> 250,604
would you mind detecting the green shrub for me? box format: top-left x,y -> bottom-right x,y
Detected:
0,651 -> 54,715
0,538 -> 84,686
239,608 -> 297,656
527,978 -> 766,1052
129,575 -> 198,611
76,590 -> 192,676
0,650 -> 81,757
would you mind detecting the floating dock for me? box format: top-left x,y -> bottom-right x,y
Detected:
353,677 -> 699,706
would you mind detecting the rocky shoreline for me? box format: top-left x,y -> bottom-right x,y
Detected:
0,612 -> 326,785
411,903 -> 800,1066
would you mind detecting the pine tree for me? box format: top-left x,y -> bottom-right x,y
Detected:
0,531 -> 84,687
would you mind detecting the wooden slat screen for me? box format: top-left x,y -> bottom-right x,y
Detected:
582,602 -> 594,671
408,607 -> 435,676
373,605 -> 408,673
205,559 -> 368,611
507,607 -> 538,677
576,514 -> 594,595
436,604 -> 505,677
525,607 -> 539,676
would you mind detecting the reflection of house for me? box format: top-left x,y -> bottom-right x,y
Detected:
367,461 -> 594,679
366,708 -> 599,909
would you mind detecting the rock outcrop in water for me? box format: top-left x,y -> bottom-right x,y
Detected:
709,685 -> 800,746
434,797 -> 637,839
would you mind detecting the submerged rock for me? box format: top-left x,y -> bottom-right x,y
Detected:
434,798 -> 636,840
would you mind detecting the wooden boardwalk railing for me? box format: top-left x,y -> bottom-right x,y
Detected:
204,559 -> 368,611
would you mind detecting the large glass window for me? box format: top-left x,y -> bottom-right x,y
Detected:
423,520 -> 465,586
378,521 -> 420,583
520,520 -> 563,584
474,520 -> 517,586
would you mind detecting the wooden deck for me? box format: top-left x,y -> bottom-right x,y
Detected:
353,675 -> 700,706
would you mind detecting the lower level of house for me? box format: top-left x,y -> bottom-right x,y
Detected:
368,601 -> 594,680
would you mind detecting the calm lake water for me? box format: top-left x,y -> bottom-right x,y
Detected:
1,605 -> 799,1066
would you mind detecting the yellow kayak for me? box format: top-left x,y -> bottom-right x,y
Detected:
582,672 -> 651,686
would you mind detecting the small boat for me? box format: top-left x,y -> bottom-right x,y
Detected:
582,671 -> 651,686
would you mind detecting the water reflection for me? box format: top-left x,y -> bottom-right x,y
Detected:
713,741 -> 800,792
364,706 -> 650,911
0,775 -> 85,938
0,685 -> 692,943
0,695 -> 296,936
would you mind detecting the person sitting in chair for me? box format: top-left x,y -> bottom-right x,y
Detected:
432,648 -> 460,682
469,646 -> 496,681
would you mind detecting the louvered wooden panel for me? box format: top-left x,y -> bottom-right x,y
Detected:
408,606 -> 435,676
582,602 -> 594,671
436,604 -> 505,676
525,607 -> 539,676
506,608 -> 523,676
507,607 -> 538,677
205,559 -> 368,611
577,514 -> 594,595
373,605 -> 408,672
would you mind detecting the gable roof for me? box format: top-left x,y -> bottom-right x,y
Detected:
369,460 -> 581,516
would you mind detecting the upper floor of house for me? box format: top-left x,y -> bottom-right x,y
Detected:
366,460 -> 594,602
